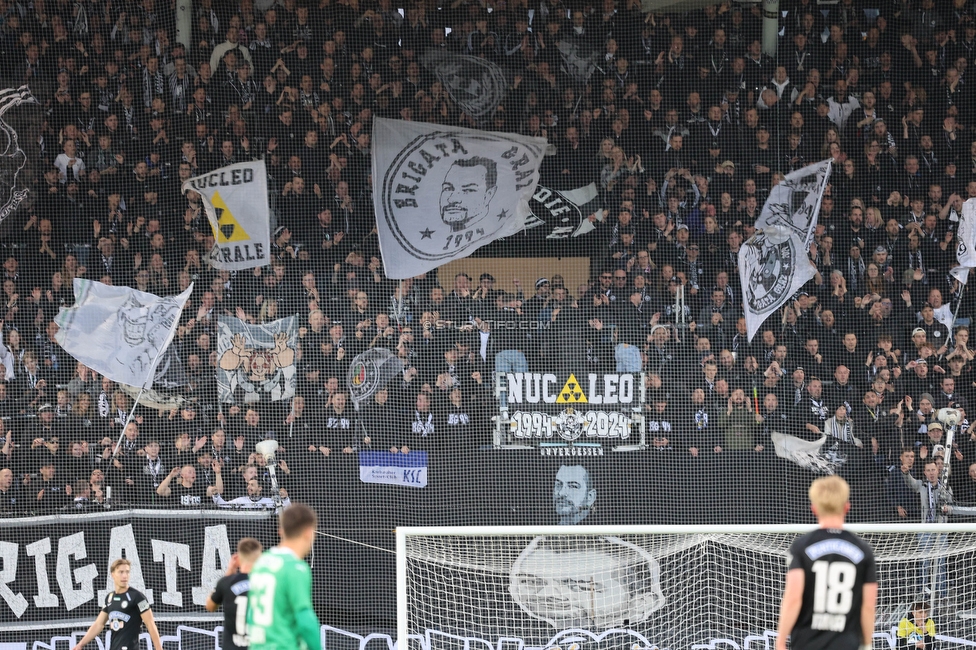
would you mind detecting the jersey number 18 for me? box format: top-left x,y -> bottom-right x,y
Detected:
810,560 -> 855,632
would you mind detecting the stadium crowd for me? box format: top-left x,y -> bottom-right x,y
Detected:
1,0 -> 976,521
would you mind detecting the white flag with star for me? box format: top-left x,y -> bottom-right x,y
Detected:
371,118 -> 547,279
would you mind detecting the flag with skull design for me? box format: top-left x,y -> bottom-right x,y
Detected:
54,279 -> 193,388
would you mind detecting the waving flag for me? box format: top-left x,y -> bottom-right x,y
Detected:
372,118 -> 546,278
347,348 -> 404,411
556,41 -> 603,86
54,280 -> 192,388
0,85 -> 36,226
956,198 -> 976,268
753,160 -> 831,248
523,183 -> 605,239
741,160 -> 831,341
182,160 -> 271,271
421,50 -> 510,121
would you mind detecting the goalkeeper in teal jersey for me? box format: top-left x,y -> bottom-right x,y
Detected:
247,503 -> 322,650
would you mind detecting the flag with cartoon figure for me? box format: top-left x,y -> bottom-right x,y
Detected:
216,315 -> 298,404
54,279 -> 192,388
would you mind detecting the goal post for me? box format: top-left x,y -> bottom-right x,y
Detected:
396,524 -> 976,650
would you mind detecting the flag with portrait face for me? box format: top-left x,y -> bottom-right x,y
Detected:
372,118 -> 547,279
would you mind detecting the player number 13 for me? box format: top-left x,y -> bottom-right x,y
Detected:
249,573 -> 277,626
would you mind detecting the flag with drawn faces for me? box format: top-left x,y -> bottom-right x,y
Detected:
372,118 -> 547,279
215,315 -> 298,404
54,280 -> 193,388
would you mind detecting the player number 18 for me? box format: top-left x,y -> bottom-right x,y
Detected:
811,560 -> 855,615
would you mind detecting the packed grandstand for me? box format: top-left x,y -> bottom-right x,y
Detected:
2,0 -> 976,644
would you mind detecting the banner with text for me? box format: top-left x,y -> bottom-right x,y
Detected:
0,510 -> 274,623
358,451 -> 428,488
504,372 -> 645,445
182,160 -> 271,271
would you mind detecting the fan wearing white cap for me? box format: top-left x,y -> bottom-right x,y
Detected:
523,277 -> 551,322
915,303 -> 950,347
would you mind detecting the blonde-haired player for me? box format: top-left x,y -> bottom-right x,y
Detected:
776,476 -> 878,650
72,558 -> 164,650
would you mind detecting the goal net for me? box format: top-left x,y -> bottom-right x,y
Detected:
396,525 -> 976,650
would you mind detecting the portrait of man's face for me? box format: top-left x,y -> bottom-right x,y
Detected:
510,536 -> 666,630
439,158 -> 497,232
554,464 -> 596,525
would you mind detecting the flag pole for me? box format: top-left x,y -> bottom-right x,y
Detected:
949,275 -> 970,344
392,279 -> 405,330
112,341 -> 171,458
288,401 -> 295,439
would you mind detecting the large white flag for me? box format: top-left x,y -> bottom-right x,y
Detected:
740,227 -> 819,342
770,431 -> 835,474
753,159 -> 832,248
54,280 -> 193,388
182,160 -> 270,270
956,198 -> 976,268
371,118 -> 547,278
740,160 -> 830,342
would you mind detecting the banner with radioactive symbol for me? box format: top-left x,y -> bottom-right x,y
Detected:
181,160 -> 271,271
503,372 -> 644,445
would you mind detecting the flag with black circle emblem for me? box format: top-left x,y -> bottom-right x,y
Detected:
372,118 -> 547,279
741,161 -> 830,341
421,50 -> 510,122
739,225 -> 818,342
956,198 -> 976,268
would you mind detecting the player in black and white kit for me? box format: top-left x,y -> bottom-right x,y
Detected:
777,475 -> 878,650
206,537 -> 264,650
72,558 -> 164,650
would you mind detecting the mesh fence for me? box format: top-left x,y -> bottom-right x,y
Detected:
1,0 -> 976,645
